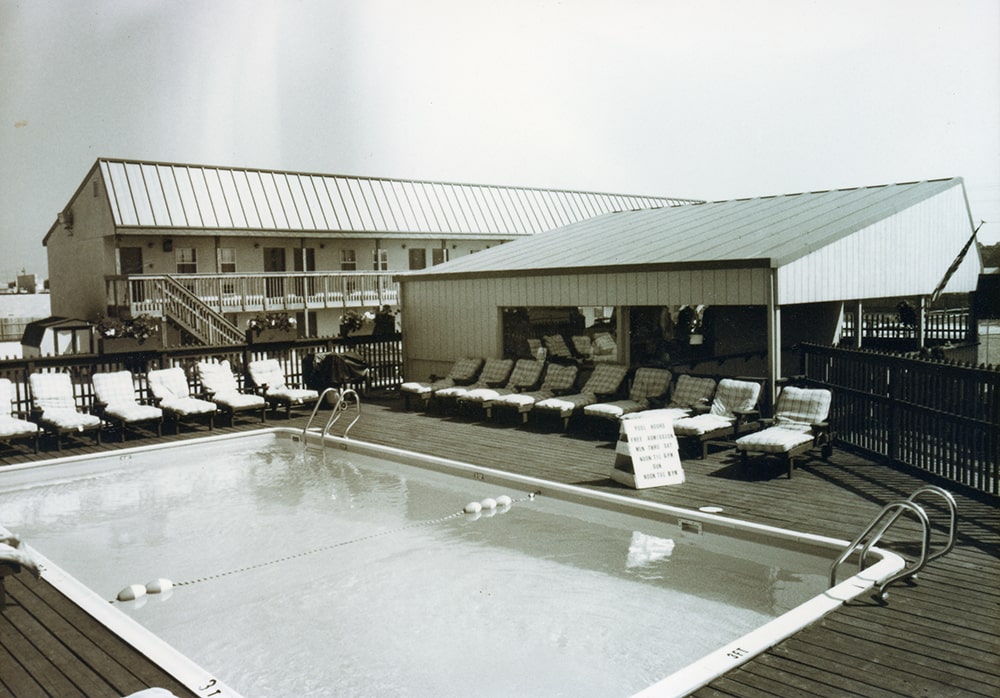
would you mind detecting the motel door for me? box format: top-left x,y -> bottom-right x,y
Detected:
119,247 -> 144,303
293,247 -> 316,301
263,247 -> 286,302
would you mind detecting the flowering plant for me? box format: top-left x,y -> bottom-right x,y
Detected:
94,314 -> 161,343
246,312 -> 297,334
339,309 -> 365,333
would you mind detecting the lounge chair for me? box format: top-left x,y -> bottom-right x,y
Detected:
672,378 -> 761,459
92,370 -> 163,441
488,363 -> 579,423
247,358 -> 319,418
583,367 -> 673,422
28,372 -> 103,450
532,363 -> 629,430
735,386 -> 833,479
400,357 -> 484,410
619,374 -> 717,426
196,361 -> 268,425
147,367 -> 218,432
455,358 -> 546,417
431,358 -> 514,409
0,378 -> 39,453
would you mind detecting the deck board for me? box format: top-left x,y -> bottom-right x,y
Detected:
1,391 -> 998,697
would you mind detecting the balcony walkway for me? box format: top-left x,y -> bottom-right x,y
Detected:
1,391 -> 998,697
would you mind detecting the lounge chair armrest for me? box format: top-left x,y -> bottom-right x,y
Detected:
486,379 -> 507,388
733,409 -> 759,422
691,404 -> 711,415
12,409 -> 32,419
551,388 -> 575,397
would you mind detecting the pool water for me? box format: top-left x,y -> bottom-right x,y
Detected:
0,432 -> 832,697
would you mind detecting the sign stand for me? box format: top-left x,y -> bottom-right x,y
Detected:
610,412 -> 685,489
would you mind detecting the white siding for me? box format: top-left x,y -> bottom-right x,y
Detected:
779,186 -> 979,304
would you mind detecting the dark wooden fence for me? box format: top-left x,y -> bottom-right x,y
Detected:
799,343 -> 999,496
0,334 -> 402,417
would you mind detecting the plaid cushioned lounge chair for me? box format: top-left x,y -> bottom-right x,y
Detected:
147,367 -> 217,432
735,386 -> 833,479
489,363 -> 578,423
456,359 -> 545,416
432,358 -> 515,407
673,378 -> 761,459
583,367 -> 673,422
247,359 -> 319,418
197,361 -> 267,426
0,378 -> 39,453
28,372 -> 102,451
92,370 -> 163,441
399,357 -> 484,410
620,374 -> 717,425
532,363 -> 629,430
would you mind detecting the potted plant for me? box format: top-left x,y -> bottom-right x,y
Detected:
96,314 -> 163,354
675,305 -> 704,345
338,309 -> 365,338
246,312 -> 298,343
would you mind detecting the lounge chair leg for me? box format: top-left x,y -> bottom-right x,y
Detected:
562,417 -> 570,431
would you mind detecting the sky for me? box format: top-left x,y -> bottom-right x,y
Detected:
2,0 -> 999,283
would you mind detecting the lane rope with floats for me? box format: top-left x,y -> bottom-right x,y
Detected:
112,490 -> 541,603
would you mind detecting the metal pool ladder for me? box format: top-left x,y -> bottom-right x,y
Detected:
829,485 -> 957,603
302,388 -> 362,445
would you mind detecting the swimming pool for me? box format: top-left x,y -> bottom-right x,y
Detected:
0,429 -> 903,697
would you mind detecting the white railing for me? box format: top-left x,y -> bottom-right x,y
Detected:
108,271 -> 399,317
156,276 -> 245,345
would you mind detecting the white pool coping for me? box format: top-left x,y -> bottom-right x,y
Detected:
3,428 -> 906,698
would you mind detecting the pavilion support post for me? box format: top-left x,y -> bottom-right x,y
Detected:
918,296 -> 927,349
766,269 -> 782,415
854,300 -> 864,349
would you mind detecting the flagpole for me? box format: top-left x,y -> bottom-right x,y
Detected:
930,220 -> 984,303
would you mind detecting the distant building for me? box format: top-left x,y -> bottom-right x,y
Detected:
16,273 -> 39,294
44,158 -> 698,345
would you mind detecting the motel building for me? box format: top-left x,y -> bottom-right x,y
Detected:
44,158 -> 698,346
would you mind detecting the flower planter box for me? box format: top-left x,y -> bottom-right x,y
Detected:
101,336 -> 163,354
246,328 -> 297,344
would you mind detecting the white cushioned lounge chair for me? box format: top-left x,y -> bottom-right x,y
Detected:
147,367 -> 217,432
455,358 -> 545,417
489,363 -> 578,423
672,378 -> 761,459
432,358 -> 514,407
583,367 -> 673,423
735,386 -> 833,479
247,358 -> 319,418
92,370 -> 163,441
0,378 -> 39,453
28,372 -> 102,451
197,361 -> 267,425
533,363 -> 629,430
400,357 -> 484,410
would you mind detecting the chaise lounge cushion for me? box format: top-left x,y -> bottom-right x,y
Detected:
247,359 -> 318,405
534,364 -> 629,419
148,368 -> 217,416
434,358 -> 514,399
583,367 -> 673,420
401,357 -> 484,395
673,379 -> 760,436
736,387 -> 832,454
197,361 -> 267,412
92,371 -> 163,424
28,373 -> 102,431
459,359 -> 545,404
493,364 -> 578,412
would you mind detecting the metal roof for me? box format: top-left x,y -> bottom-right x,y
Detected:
402,178 -> 969,278
94,158 -> 700,236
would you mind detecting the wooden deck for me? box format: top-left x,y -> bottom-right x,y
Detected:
1,391 -> 998,697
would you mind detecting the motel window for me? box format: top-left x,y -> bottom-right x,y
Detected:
408,248 -> 427,270
340,249 -> 357,271
219,248 -> 236,273
432,248 -> 449,265
372,248 -> 388,271
175,248 -> 197,273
